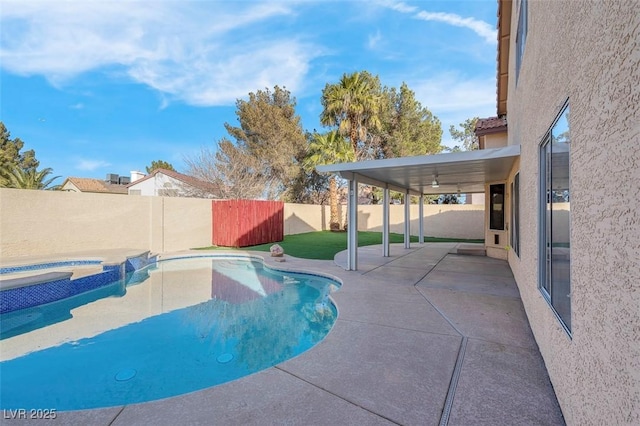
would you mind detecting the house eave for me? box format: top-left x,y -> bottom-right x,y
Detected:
497,0 -> 512,116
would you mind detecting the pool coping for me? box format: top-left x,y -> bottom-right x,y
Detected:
0,244 -> 565,425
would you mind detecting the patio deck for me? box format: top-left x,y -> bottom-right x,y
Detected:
2,243 -> 564,425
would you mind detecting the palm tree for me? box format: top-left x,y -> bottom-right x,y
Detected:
320,71 -> 383,159
5,166 -> 61,190
303,131 -> 354,231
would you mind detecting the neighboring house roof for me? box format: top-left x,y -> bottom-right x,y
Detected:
127,168 -> 216,195
475,116 -> 508,136
62,177 -> 129,194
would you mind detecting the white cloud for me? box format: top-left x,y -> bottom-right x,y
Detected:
414,11 -> 496,44
367,30 -> 383,50
127,39 -> 316,106
0,1 -> 319,106
69,103 -> 84,110
410,73 -> 497,147
75,158 -> 111,171
413,73 -> 496,113
378,1 -> 418,14
377,1 -> 497,44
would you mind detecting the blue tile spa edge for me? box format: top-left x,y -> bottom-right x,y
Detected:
0,252 -> 156,314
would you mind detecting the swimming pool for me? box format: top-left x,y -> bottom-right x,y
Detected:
0,255 -> 340,411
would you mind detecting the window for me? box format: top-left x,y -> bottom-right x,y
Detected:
539,102 -> 571,333
515,0 -> 528,82
129,189 -> 142,196
489,184 -> 505,230
158,188 -> 179,197
511,173 -> 520,256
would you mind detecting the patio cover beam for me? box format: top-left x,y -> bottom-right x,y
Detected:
419,195 -> 424,244
383,187 -> 390,257
404,189 -> 410,249
347,176 -> 358,271
335,171 -> 422,196
317,145 -> 520,196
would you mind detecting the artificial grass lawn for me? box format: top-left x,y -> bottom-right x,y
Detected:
197,231 -> 484,260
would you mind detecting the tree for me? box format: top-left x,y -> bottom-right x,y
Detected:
449,117 -> 480,151
184,86 -> 307,200
5,166 -> 61,190
224,86 -> 307,199
0,122 -> 39,187
184,140 -> 270,200
437,194 -> 460,204
284,133 -> 330,205
146,160 -> 175,174
320,71 -> 383,160
303,131 -> 354,230
377,82 -> 444,158
284,168 -> 330,205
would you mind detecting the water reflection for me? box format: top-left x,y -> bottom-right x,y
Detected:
0,256 -> 339,410
0,267 -> 151,341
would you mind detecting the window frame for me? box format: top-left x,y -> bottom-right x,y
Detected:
511,172 -> 520,257
489,183 -> 506,231
538,100 -> 571,336
515,0 -> 528,83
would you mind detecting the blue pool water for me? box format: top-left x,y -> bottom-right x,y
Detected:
0,256 -> 340,411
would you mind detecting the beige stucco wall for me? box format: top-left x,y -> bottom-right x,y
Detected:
483,132 -> 508,149
283,203 -> 336,234
160,196 -> 213,252
506,1 -> 639,424
0,188 -> 212,259
0,192 -> 483,261
284,203 -> 484,239
359,204 -> 484,239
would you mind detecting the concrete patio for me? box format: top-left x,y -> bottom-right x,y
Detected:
2,243 -> 564,425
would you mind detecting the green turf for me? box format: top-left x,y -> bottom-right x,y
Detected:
196,231 -> 484,260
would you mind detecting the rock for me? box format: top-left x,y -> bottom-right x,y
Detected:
270,243 -> 284,257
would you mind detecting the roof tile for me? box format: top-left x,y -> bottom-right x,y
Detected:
475,116 -> 507,136
64,177 -> 128,194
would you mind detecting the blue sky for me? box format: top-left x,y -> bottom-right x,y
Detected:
1,0 -> 499,181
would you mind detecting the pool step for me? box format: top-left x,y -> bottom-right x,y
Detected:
0,265 -> 104,288
452,244 -> 487,256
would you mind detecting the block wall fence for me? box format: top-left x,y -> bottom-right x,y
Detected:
0,188 -> 483,259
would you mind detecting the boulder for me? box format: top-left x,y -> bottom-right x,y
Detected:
270,244 -> 284,257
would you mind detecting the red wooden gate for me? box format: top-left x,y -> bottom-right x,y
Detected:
212,200 -> 284,247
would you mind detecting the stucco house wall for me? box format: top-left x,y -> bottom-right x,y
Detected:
60,181 -> 81,193
505,1 -> 639,424
482,132 -> 508,149
128,173 -> 181,196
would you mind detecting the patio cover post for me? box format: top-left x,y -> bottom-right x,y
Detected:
419,195 -> 424,244
383,186 -> 390,257
404,189 -> 410,249
347,176 -> 358,270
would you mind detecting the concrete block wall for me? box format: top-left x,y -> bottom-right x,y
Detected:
0,189 -> 483,260
0,189 -> 212,258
